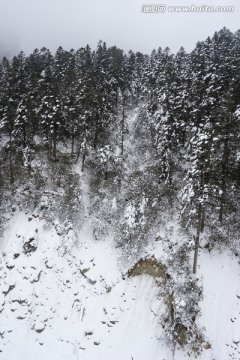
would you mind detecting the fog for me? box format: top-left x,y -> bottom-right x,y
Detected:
0,0 -> 239,56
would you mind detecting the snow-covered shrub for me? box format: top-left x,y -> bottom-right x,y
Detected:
56,220 -> 78,254
118,195 -> 150,253
97,145 -> 115,179
162,274 -> 205,355
92,216 -> 108,240
166,241 -> 192,274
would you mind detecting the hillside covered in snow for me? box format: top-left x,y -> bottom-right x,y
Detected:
1,28 -> 240,359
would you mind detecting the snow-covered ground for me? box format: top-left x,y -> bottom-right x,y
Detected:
198,251 -> 240,360
0,176 -> 171,360
1,186 -> 240,360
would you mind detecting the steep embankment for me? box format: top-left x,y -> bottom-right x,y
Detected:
0,168 -> 171,360
0,110 -> 240,360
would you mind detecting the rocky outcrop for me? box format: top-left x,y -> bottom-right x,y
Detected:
127,256 -> 168,284
23,236 -> 37,254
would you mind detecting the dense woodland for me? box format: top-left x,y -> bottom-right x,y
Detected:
0,27 -> 240,351
0,27 -> 240,270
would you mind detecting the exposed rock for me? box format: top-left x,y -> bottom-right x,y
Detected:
45,260 -> 53,269
80,268 -> 96,285
30,271 -> 42,283
127,256 -> 167,283
6,263 -> 15,270
3,285 -> 15,296
81,268 -> 90,274
12,299 -> 27,305
72,299 -> 81,311
204,342 -> 212,349
23,237 -> 37,254
85,331 -> 93,336
34,322 -> 45,333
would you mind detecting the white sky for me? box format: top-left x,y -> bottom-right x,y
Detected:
0,0 -> 239,55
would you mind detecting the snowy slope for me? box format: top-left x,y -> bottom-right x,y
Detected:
198,251 -> 240,360
0,214 -> 166,360
0,110 -> 240,360
0,171 -> 172,360
1,188 -> 240,360
171,250 -> 240,360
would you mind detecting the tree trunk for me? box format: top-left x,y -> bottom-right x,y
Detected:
53,126 -> 57,160
81,147 -> 86,172
104,155 -> 109,180
9,131 -> 14,185
219,137 -> 229,223
71,133 -> 75,156
193,204 -> 204,274
93,112 -> 99,150
48,139 -> 52,158
81,122 -> 87,172
121,98 -> 125,158
23,121 -> 26,148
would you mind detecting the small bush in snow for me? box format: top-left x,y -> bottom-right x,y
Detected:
162,274 -> 205,355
